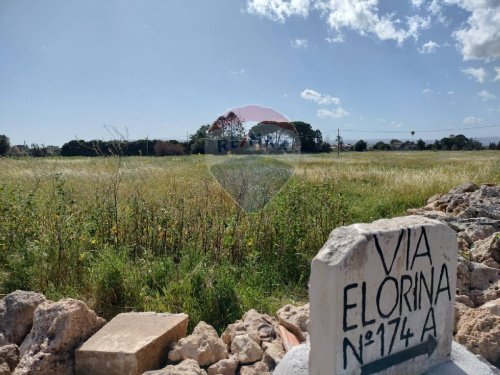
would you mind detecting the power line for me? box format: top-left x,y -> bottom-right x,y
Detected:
337,124 -> 500,134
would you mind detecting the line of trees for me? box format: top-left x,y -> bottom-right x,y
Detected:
0,132 -> 497,157
352,134 -> 488,152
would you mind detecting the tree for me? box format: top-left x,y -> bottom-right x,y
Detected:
354,140 -> 367,152
190,124 -> 210,154
416,138 -> 426,150
291,121 -> 324,153
374,141 -> 390,151
0,135 -> 10,155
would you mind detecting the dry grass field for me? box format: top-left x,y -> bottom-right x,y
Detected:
0,151 -> 499,330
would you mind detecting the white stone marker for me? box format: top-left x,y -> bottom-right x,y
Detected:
310,216 -> 457,375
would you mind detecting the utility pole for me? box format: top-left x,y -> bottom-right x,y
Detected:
186,132 -> 189,155
146,134 -> 148,156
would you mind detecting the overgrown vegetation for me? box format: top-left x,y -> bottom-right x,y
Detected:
0,152 -> 498,331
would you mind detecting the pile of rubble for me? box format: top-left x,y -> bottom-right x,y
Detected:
0,182 -> 498,374
0,291 -> 105,375
409,182 -> 500,367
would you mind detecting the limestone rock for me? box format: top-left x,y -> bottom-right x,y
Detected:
221,321 -> 246,347
450,183 -> 479,194
142,359 -> 207,375
0,345 -> 20,375
473,234 -> 500,268
456,258 -> 500,306
466,224 -> 497,242
479,298 -> 500,316
239,361 -> 270,375
0,291 -> 46,346
261,340 -> 285,370
168,321 -> 228,367
230,334 -> 262,364
222,310 -> 278,348
276,304 -> 309,342
14,298 -> 105,375
206,356 -> 238,375
455,306 -> 500,365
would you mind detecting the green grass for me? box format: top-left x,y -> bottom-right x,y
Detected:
0,151 -> 499,331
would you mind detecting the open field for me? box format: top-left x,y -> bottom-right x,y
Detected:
0,151 -> 499,331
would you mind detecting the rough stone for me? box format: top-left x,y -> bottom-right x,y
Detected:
206,356 -> 238,375
450,183 -> 479,195
479,298 -> 500,316
230,334 -> 262,364
276,304 -> 309,342
239,361 -> 269,375
273,341 -> 310,375
0,345 -> 20,375
466,224 -> 497,242
456,258 -> 500,306
0,291 -> 46,346
77,311 -> 187,375
473,234 -> 500,268
142,359 -> 207,375
455,306 -> 500,365
222,310 -> 278,348
261,340 -> 285,370
310,216 -> 457,375
168,321 -> 227,367
15,298 -> 105,375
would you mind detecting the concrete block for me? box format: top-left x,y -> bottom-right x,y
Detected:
309,216 -> 457,375
76,312 -> 188,375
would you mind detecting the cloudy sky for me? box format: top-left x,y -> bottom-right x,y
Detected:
1,0 -> 499,145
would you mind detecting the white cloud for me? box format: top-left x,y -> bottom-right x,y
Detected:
447,91 -> 454,95
463,116 -> 482,124
291,38 -> 308,48
446,0 -> 500,61
494,66 -> 500,81
419,40 -> 440,53
326,34 -> 344,43
462,67 -> 488,83
229,69 -> 245,75
301,89 -> 340,105
317,107 -> 349,118
477,89 -> 496,101
316,1 -> 430,45
247,0 -> 310,21
410,0 -> 426,8
422,88 -> 437,96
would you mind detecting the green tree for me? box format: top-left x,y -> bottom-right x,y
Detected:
416,139 -> 426,150
354,140 -> 367,152
0,135 -> 10,155
190,124 -> 210,154
374,141 -> 390,151
291,121 -> 322,153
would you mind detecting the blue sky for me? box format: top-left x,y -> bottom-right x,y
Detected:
1,0 -> 499,146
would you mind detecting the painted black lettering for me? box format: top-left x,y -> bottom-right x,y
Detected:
420,307 -> 437,342
344,283 -> 359,332
419,267 -> 434,310
376,276 -> 399,319
374,230 -> 405,276
399,274 -> 413,315
411,227 -> 433,270
343,335 -> 363,369
435,263 -> 451,304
